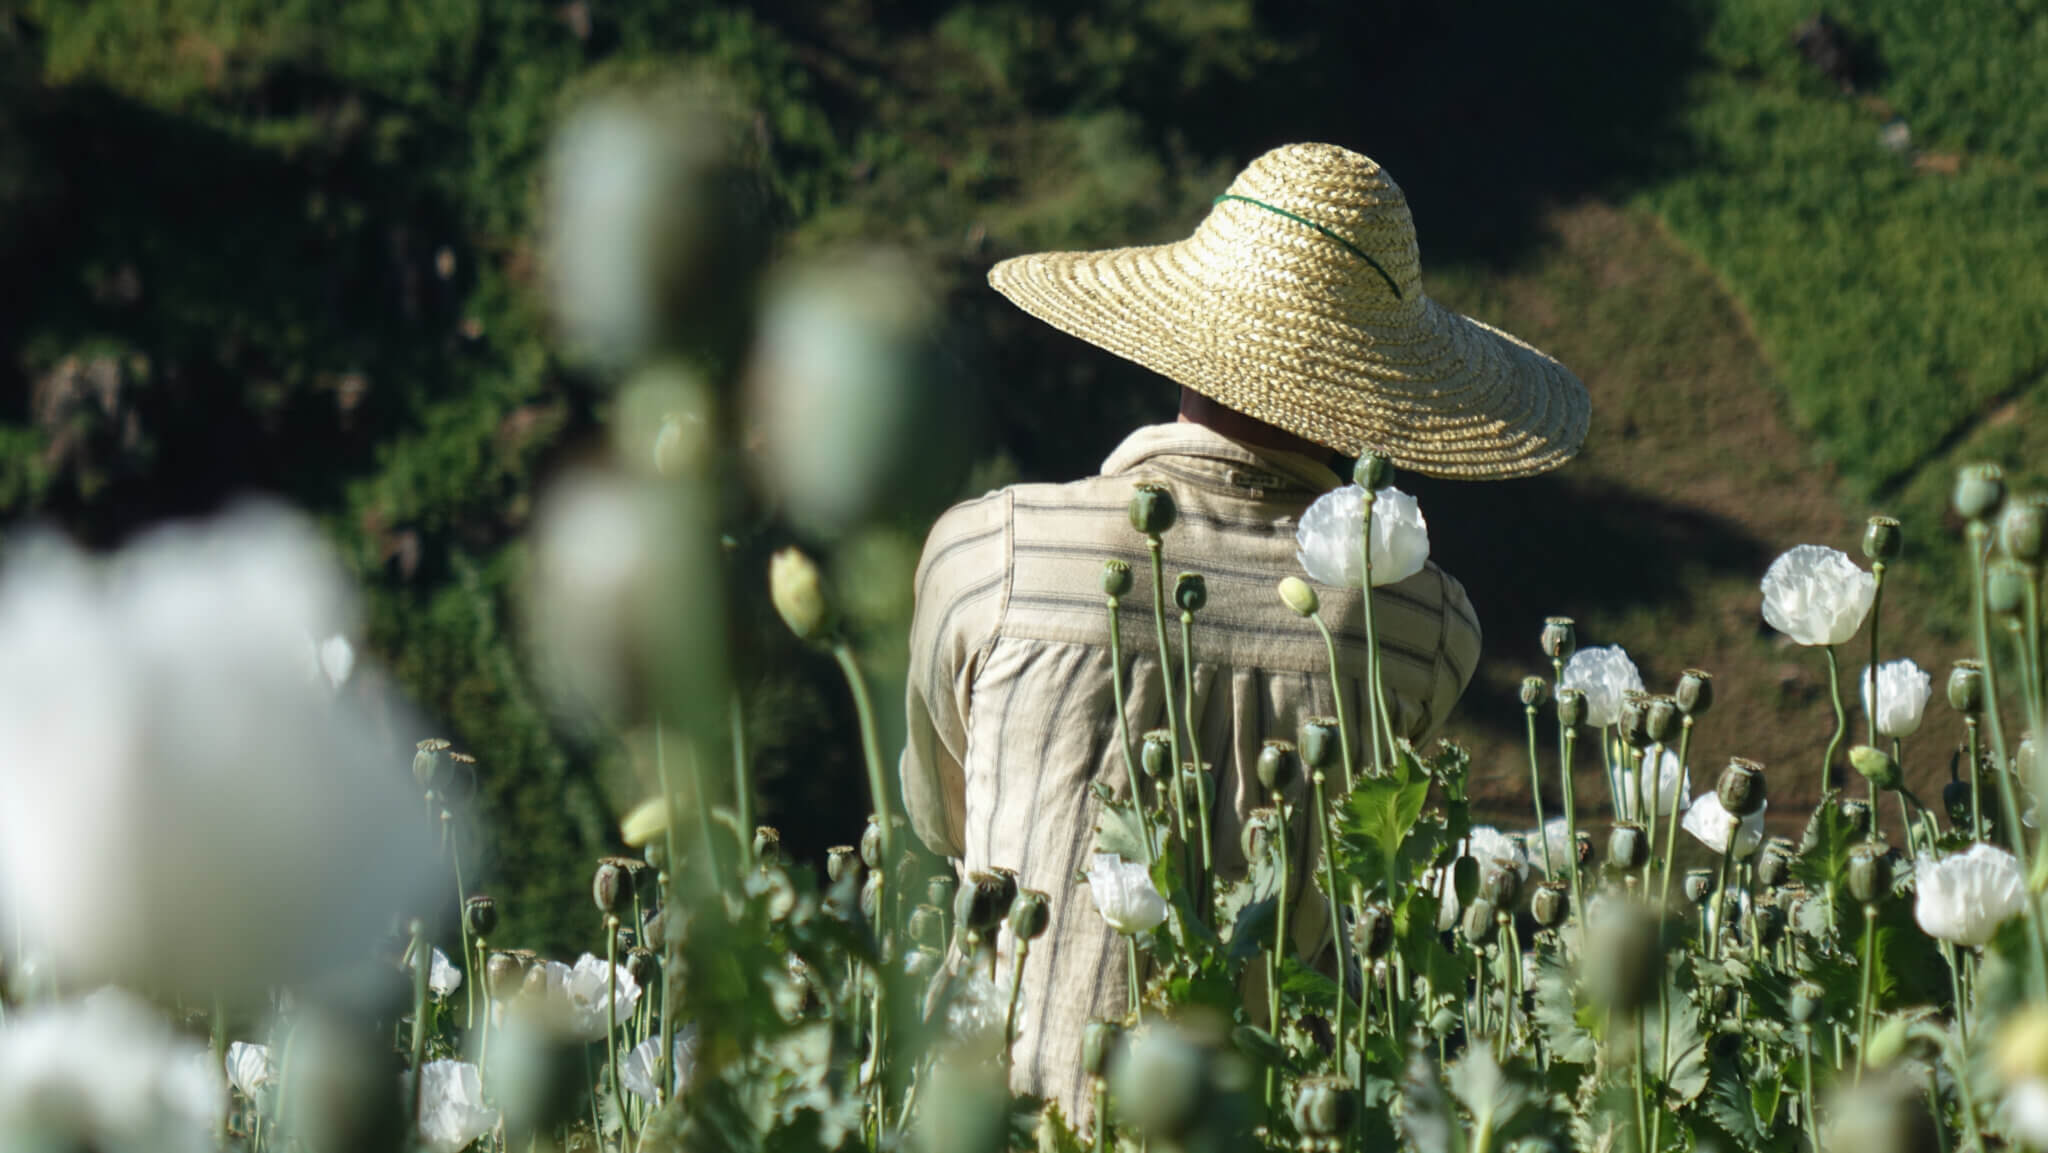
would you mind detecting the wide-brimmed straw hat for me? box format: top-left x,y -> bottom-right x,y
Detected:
988,143 -> 1590,479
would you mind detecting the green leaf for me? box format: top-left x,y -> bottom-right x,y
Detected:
1336,749 -> 1431,897
1531,951 -> 1598,1066
1791,790 -> 1854,894
1399,1047 -> 1462,1153
1092,795 -> 1152,864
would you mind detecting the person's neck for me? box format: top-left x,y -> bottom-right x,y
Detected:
1176,388 -> 1331,459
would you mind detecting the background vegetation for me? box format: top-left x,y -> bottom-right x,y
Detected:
2,0 -> 2041,950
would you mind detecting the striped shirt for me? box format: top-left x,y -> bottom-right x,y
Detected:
899,422 -> 1481,1112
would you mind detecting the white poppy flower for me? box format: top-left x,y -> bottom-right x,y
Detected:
429,948 -> 463,999
1915,843 -> 2025,946
943,974 -> 1024,1059
1681,791 -> 1767,858
0,505 -> 437,1000
530,954 -> 643,1041
1465,826 -> 1529,884
621,1027 -> 699,1101
0,988 -> 222,1153
414,1059 -> 499,1153
225,1041 -> 271,1101
1085,853 -> 1169,935
1761,544 -> 1876,646
1561,645 -> 1643,728
1619,748 -> 1692,820
1861,658 -> 1933,739
1533,817 -> 1573,873
1295,485 -> 1431,589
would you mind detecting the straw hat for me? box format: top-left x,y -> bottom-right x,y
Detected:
988,143 -> 1590,479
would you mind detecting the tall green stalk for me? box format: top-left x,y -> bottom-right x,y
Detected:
1311,615 -> 1357,793
1178,610 -> 1207,860
731,692 -> 755,870
1145,538 -> 1186,827
1866,561 -> 1887,751
1525,705 -> 1553,877
1103,593 -> 1153,861
1658,718 -> 1693,913
1312,769 -> 1348,1073
1822,646 -> 1849,814
830,642 -> 897,1103
1969,525 -> 2048,995
1856,901 -> 1877,1079
1359,491 -> 1397,770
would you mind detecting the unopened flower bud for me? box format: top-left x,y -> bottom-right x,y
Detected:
754,826 -> 782,862
1298,717 -> 1340,772
1102,559 -> 1133,599
1354,452 -> 1392,491
1683,869 -> 1717,906
827,845 -> 860,884
1948,660 -> 1986,715
1452,856 -> 1481,908
1520,676 -> 1548,709
1128,483 -> 1178,537
1619,692 -> 1653,749
1256,740 -> 1298,794
1141,730 -> 1173,779
413,738 -> 451,791
1540,616 -> 1576,662
1291,1077 -> 1357,1139
1556,687 -> 1586,728
1531,881 -> 1570,929
1081,1017 -> 1124,1080
1009,888 -> 1051,941
1716,758 -> 1767,817
1846,843 -> 1893,905
1989,560 -> 2029,618
2002,496 -> 2048,564
1954,463 -> 2007,522
1480,864 -> 1522,909
464,895 -> 498,939
1460,896 -> 1497,945
769,547 -> 833,642
1675,669 -> 1714,717
1849,744 -> 1903,792
1278,576 -> 1320,617
1758,838 -> 1796,888
1174,572 -> 1207,614
1863,516 -> 1903,562
1608,823 -> 1649,872
1353,903 -> 1394,959
593,860 -> 628,915
1645,695 -> 1681,743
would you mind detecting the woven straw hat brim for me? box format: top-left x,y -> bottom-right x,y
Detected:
989,236 -> 1589,480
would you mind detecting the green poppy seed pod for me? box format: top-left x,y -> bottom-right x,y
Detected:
1353,903 -> 1395,959
1101,559 -> 1134,599
1716,758 -> 1767,817
826,845 -> 860,884
1009,888 -> 1051,941
1582,901 -> 1661,1014
1240,807 -> 1278,864
1452,856 -> 1481,908
1480,863 -> 1522,909
860,817 -> 883,871
1675,669 -> 1714,717
1790,981 -> 1825,1025
464,894 -> 499,939
1954,463 -> 2007,523
1278,576 -> 1320,617
1520,676 -> 1549,709
1989,559 -> 2030,618
1949,659 -> 1986,715
1291,1077 -> 1357,1139
1863,515 -> 1904,562
1556,687 -> 1587,728
593,860 -> 628,915
1460,896 -> 1496,946
1174,572 -> 1207,614
625,946 -> 655,989
1683,868 -> 1717,906
908,904 -> 945,950
754,825 -> 782,862
412,738 -> 451,791
768,547 -> 833,643
1608,823 -> 1650,872
1128,483 -> 1178,537
1298,717 -> 1340,772
926,873 -> 957,913
1847,844 -> 1893,904
1540,616 -> 1576,662
1849,744 -> 1903,793
1759,838 -> 1797,889
860,871 -> 882,921
987,867 -> 1020,915
1619,691 -> 1653,749
1354,452 -> 1393,491
1531,881 -> 1570,929
1141,730 -> 1173,780
1080,1017 -> 1124,1080
1839,799 -> 1873,840
2002,497 -> 2048,564
486,951 -> 524,996
1256,740 -> 1298,794
1644,695 -> 1682,744
1181,762 -> 1214,817
959,871 -> 1009,939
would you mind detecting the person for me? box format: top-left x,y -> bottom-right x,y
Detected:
898,142 -> 1589,1111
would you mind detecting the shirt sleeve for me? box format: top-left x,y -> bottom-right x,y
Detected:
899,492 -> 1011,860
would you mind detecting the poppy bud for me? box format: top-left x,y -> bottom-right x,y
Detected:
1256,740 -> 1298,794
1531,881 -> 1570,929
768,547 -> 833,643
1102,559 -> 1134,599
464,894 -> 499,939
2001,496 -> 2048,564
1278,576 -> 1320,617
1298,717 -> 1340,772
1790,981 -> 1825,1025
1556,688 -> 1587,728
1675,669 -> 1714,717
1081,1017 -> 1124,1080
1954,463 -> 2007,523
1683,868 -> 1717,906
1009,888 -> 1051,941
1619,692 -> 1653,749
827,845 -> 860,884
1141,730 -> 1173,780
1716,758 -> 1767,817
1354,452 -> 1392,491
1460,897 -> 1497,946
593,859 -> 628,915
1353,903 -> 1395,959
1608,823 -> 1649,872
1481,864 -> 1522,909
413,738 -> 452,791
1847,844 -> 1893,905
1128,483 -> 1178,537
1452,856 -> 1481,908
1520,676 -> 1549,709
1291,1077 -> 1357,1139
1863,515 -> 1903,562
1758,838 -> 1796,889
1948,660 -> 1986,715
1645,695 -> 1681,744
754,826 -> 782,862
625,947 -> 656,988
1174,572 -> 1207,614
1849,744 -> 1903,792
1540,616 -> 1576,662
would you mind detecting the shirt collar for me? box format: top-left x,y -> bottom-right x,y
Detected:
1100,423 -> 1345,495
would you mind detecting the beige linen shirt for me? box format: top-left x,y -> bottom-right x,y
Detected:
900,422 -> 1481,1111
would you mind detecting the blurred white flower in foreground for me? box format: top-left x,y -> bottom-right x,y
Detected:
1861,658 -> 1933,739
312,633 -> 355,692
1761,544 -> 1876,646
1682,791 -> 1767,858
0,988 -> 221,1153
1916,843 -> 2025,946
1620,748 -> 1692,820
621,1027 -> 699,1101
1561,645 -> 1643,728
415,1059 -> 499,1153
1295,485 -> 1431,589
0,504 -> 436,999
1085,854 -> 1168,935
429,948 -> 463,999
225,1040 -> 272,1101
530,954 -> 643,1041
